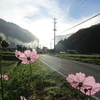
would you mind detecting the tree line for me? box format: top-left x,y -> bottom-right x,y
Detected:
55,23 -> 100,54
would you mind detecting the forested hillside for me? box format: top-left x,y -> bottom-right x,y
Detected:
55,23 -> 100,54
0,18 -> 37,43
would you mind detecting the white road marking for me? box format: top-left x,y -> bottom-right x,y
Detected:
39,59 -> 100,100
39,59 -> 67,78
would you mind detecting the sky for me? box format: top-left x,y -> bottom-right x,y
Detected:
0,0 -> 100,48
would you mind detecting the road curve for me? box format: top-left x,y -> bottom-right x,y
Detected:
39,54 -> 100,100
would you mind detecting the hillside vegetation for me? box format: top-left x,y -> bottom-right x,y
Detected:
0,18 -> 37,43
55,23 -> 100,54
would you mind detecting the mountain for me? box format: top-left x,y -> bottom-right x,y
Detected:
55,33 -> 73,44
0,18 -> 38,43
55,23 -> 100,54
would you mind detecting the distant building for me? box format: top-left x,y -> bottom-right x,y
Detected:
42,47 -> 48,53
67,50 -> 78,54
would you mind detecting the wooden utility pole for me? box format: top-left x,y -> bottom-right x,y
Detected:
53,18 -> 57,53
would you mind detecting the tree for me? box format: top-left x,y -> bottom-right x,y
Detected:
0,36 -> 2,42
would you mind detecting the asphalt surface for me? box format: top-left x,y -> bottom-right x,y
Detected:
39,54 -> 100,100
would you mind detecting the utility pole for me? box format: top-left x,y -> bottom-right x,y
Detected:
53,18 -> 57,53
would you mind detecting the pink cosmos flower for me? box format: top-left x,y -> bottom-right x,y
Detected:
3,75 -> 9,80
66,72 -> 95,90
14,50 -> 22,58
0,75 -> 9,80
19,50 -> 38,64
33,50 -> 38,59
81,83 -> 100,95
20,96 -> 27,100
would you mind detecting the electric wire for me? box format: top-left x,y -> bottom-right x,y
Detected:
57,13 -> 100,35
45,0 -> 100,47
57,0 -> 76,17
57,0 -> 77,19
46,13 -> 100,46
67,0 -> 86,16
58,0 -> 86,21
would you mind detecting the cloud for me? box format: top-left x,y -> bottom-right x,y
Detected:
0,0 -> 61,22
0,0 -> 100,49
0,32 -> 38,49
7,36 -> 38,49
0,0 -> 39,23
0,33 -> 6,40
0,0 -> 62,37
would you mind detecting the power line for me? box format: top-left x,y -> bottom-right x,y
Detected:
57,0 -> 75,16
45,1 -> 100,47
45,13 -> 100,47
68,0 -> 86,15
56,33 -> 72,37
57,0 -> 77,19
57,13 -> 100,35
58,0 -> 86,21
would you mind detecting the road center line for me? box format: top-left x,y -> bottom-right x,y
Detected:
39,58 -> 100,100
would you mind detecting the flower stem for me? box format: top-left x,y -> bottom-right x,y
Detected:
29,63 -> 32,81
78,87 -> 81,100
0,48 -> 4,100
89,90 -> 91,100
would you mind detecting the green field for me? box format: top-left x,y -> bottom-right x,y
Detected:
0,52 -> 97,100
54,53 -> 100,65
0,59 -> 89,100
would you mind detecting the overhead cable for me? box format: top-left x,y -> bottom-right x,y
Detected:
58,0 -> 86,21
57,13 -> 100,35
57,0 -> 77,19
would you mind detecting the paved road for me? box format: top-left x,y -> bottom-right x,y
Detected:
39,54 -> 100,100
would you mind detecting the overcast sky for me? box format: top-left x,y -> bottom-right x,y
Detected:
0,0 -> 100,48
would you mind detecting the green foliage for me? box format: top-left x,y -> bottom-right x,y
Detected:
55,53 -> 100,65
2,60 -> 17,74
0,60 -> 88,100
55,23 -> 100,54
0,36 -> 2,42
0,52 -> 18,61
0,18 -> 37,43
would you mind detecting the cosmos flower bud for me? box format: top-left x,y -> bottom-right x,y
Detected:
1,40 -> 10,47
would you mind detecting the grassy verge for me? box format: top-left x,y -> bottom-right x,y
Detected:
2,60 -> 17,74
0,60 -> 88,100
53,53 -> 100,65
